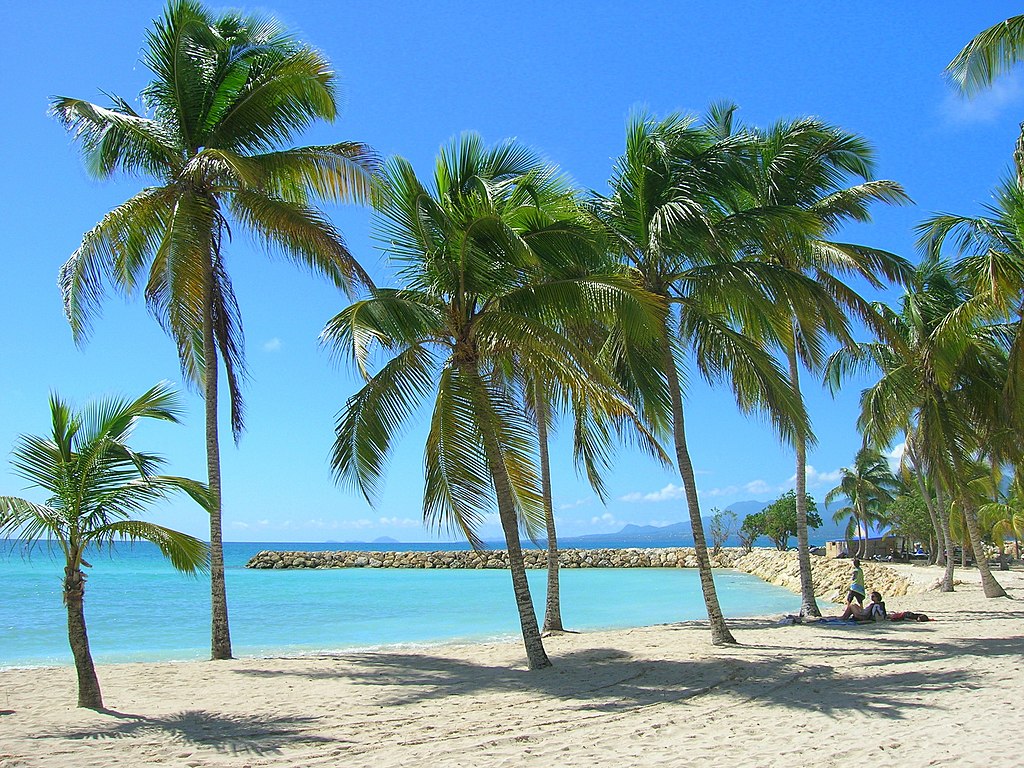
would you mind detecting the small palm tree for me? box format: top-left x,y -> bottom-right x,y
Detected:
0,383 -> 210,709
825,447 -> 899,557
51,0 -> 376,659
324,134 -> 659,669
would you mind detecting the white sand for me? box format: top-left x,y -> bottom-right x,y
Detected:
2,566 -> 1022,768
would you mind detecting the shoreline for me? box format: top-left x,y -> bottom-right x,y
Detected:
0,553 -> 932,672
2,566 -> 1021,767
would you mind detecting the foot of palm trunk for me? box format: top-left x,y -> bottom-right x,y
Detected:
65,566 -> 103,709
542,539 -> 564,634
963,506 -> 1007,598
499,515 -> 551,669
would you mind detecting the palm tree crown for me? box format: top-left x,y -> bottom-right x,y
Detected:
324,133 -> 659,668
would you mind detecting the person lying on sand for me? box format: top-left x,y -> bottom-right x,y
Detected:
888,610 -> 932,622
841,591 -> 886,622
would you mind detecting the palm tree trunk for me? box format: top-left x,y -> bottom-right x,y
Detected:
786,338 -> 820,617
476,376 -> 550,669
907,441 -> 944,567
204,258 -> 232,660
662,334 -> 736,645
856,498 -> 867,558
935,483 -> 956,592
961,501 -> 1007,597
537,406 -> 564,634
64,562 -> 102,709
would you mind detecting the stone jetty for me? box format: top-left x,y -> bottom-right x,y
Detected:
245,547 -> 915,602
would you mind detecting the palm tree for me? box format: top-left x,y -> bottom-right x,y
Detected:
921,179 -> 1024,429
527,357 -> 669,634
0,383 -> 209,709
947,14 -> 1024,183
979,474 -> 1024,564
51,0 -> 376,659
323,134 -> 659,668
740,118 -> 911,616
827,259 -> 1009,597
591,108 -> 815,644
825,447 -> 899,557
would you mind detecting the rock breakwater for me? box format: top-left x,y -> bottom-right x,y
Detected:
245,547 -> 915,602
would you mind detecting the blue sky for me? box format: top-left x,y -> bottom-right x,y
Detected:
1,1 -> 1021,542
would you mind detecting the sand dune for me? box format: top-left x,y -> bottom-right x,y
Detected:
2,565 -> 1021,767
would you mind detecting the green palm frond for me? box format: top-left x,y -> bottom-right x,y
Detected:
332,343 -> 440,504
947,14 -> 1024,95
423,365 -> 492,548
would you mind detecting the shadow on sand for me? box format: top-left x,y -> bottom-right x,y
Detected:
49,709 -> 336,756
231,638 -> 980,721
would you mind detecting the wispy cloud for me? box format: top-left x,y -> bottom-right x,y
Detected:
744,479 -> 774,496
590,512 -> 619,528
886,442 -> 906,473
619,482 -> 687,503
558,497 -> 592,511
263,337 -> 283,352
787,465 -> 842,489
700,484 -> 739,498
941,73 -> 1024,125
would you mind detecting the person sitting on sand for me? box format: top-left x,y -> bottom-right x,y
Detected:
842,591 -> 886,622
846,558 -> 866,607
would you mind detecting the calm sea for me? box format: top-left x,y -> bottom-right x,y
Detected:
0,540 -> 800,668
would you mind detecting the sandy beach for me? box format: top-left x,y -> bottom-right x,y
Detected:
2,564 -> 1021,768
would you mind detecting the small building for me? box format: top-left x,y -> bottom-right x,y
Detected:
826,533 -> 908,560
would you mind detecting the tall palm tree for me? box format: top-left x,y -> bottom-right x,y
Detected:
0,383 -> 209,709
740,118 -> 912,616
323,134 -> 660,668
591,108 -> 815,644
51,0 -> 376,659
825,447 -> 899,557
827,259 -> 1009,597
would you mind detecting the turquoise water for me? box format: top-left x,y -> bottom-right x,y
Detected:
0,541 -> 799,668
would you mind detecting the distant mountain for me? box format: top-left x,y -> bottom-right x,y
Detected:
558,497 -> 852,548
725,500 -> 769,517
373,536 -> 401,544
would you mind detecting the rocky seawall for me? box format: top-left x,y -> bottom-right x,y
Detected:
245,547 -> 915,602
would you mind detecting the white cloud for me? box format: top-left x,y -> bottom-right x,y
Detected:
590,512 -> 619,527
619,482 -> 686,503
698,484 -> 739,498
886,442 -> 906,473
941,73 -> 1024,125
378,516 -> 421,528
263,337 -> 283,352
744,479 -> 773,496
558,498 -> 592,511
789,465 -> 842,489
